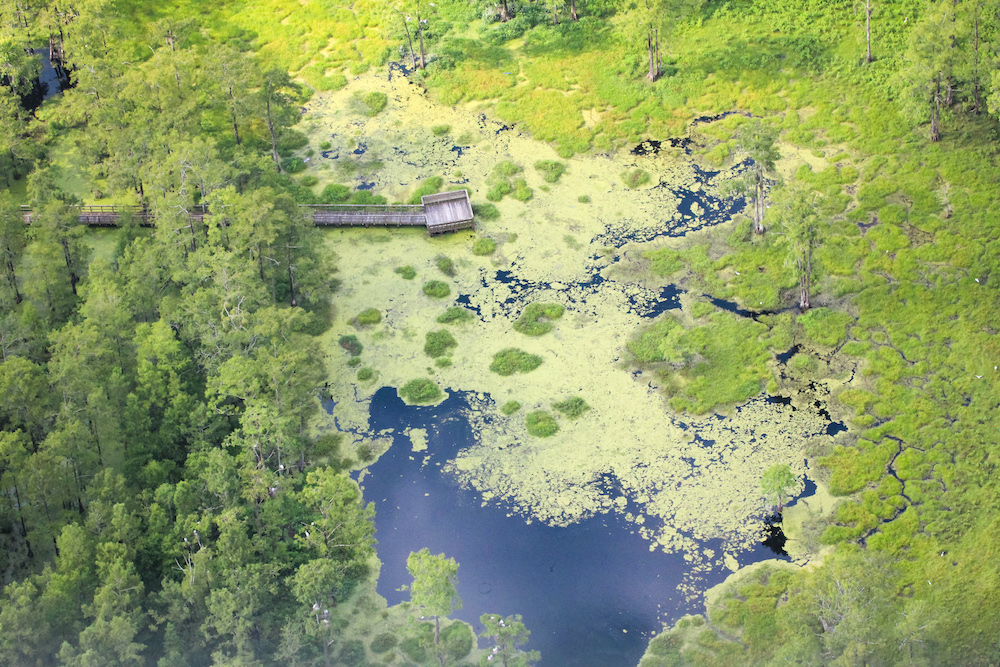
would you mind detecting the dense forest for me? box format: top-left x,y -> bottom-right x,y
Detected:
3,0 -> 1000,665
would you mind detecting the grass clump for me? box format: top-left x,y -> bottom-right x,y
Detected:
355,308 -> 381,325
435,357 -> 452,368
473,237 -> 496,256
799,307 -> 854,347
501,401 -> 522,415
299,175 -> 318,187
534,160 -> 567,183
436,255 -> 456,277
621,168 -> 651,189
408,176 -> 445,204
486,180 -> 513,202
512,178 -> 533,201
493,160 -> 523,177
422,280 -> 451,298
360,91 -> 387,116
319,141 -> 332,151
338,335 -> 363,356
472,202 -> 500,220
399,378 -> 443,405
526,410 -> 559,437
578,194 -> 591,203
553,397 -> 590,419
437,307 -> 474,324
357,367 -> 374,381
490,348 -> 543,375
395,265 -> 416,280
431,124 -> 451,136
370,633 -> 397,654
424,330 -> 458,358
514,302 -> 565,336
347,356 -> 362,367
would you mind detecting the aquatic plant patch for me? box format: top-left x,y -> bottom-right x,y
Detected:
552,397 -> 590,419
473,237 -> 496,256
436,307 -> 474,324
395,265 -> 417,280
424,330 -> 458,358
534,159 -> 567,183
355,308 -> 382,325
399,378 -> 443,405
436,255 -> 456,277
489,348 -> 543,375
525,410 -> 559,437
339,334 -> 364,356
513,302 -> 565,336
502,401 -> 522,415
422,280 -> 451,298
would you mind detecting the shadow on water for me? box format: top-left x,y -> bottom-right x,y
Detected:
19,48 -> 73,113
350,388 -> 790,667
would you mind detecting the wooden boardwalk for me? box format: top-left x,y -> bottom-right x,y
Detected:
20,190 -> 475,236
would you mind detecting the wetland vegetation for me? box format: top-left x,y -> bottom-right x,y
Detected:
3,0 -> 1000,664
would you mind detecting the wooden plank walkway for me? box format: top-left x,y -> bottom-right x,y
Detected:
19,190 -> 476,235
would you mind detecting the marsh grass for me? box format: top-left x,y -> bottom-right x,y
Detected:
358,91 -> 388,116
338,334 -> 363,356
394,265 -> 416,280
432,125 -> 451,136
489,348 -> 543,375
399,378 -> 443,405
472,202 -> 500,220
501,401 -> 522,415
553,397 -> 590,419
473,237 -> 496,256
621,168 -> 651,189
513,302 -> 565,336
435,255 -> 456,277
422,280 -> 451,298
534,159 -> 567,183
525,410 -> 559,437
355,308 -> 381,326
357,367 -> 374,381
424,330 -> 458,358
409,176 -> 445,204
437,307 -> 474,324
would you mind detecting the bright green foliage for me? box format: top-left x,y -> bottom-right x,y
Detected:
399,378 -> 443,404
578,195 -> 591,203
501,401 -> 522,415
493,161 -> 522,177
478,613 -> 540,666
525,411 -> 559,437
489,348 -> 543,375
534,160 -> 566,183
552,397 -> 590,419
513,302 -> 564,336
473,237 -> 497,255
406,549 -> 462,646
424,330 -> 457,358
422,280 -> 451,298
437,306 -> 474,324
355,308 -> 381,325
409,176 -> 445,204
395,265 -> 417,280
512,178 -> 533,201
760,463 -> 798,511
799,307 -> 853,347
359,91 -> 388,116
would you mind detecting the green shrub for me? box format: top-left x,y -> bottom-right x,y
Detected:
487,181 -> 513,202
356,308 -> 381,325
578,194 -> 591,203
337,640 -> 365,666
321,183 -> 352,203
432,124 -> 451,136
473,237 -> 497,256
437,307 -> 474,324
395,265 -> 416,280
473,202 -> 500,220
512,178 -> 533,201
425,330 -> 458,358
621,168 -> 651,188
400,636 -> 427,662
361,91 -> 388,116
299,175 -> 318,187
281,157 -> 307,173
422,281 -> 451,298
493,160 -> 522,177
370,633 -> 398,654
339,335 -> 363,356
436,255 -> 456,277
357,367 -> 374,381
490,348 -> 543,375
409,176 -> 445,204
534,159 -> 567,183
440,622 -> 474,660
435,357 -> 452,367
526,410 -> 559,437
502,401 -> 522,415
347,356 -> 362,367
514,302 -> 565,336
553,397 -> 590,418
319,141 -> 332,150
399,378 -> 443,404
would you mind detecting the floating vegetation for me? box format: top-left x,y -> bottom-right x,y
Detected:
526,410 -> 559,437
489,348 -> 543,375
339,334 -> 363,356
473,237 -> 496,256
422,280 -> 451,298
399,378 -> 443,404
357,367 -> 374,381
436,255 -> 456,277
534,159 -> 567,183
514,302 -> 565,336
553,397 -> 590,419
621,168 -> 651,189
502,401 -> 522,415
437,307 -> 474,324
424,330 -> 458,358
394,265 -> 416,280
355,308 -> 381,325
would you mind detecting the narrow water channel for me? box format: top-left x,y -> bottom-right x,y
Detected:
353,388 -> 791,666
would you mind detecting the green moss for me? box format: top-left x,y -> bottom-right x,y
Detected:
799,307 -> 854,347
473,237 -> 497,256
501,400 -> 522,415
553,397 -> 590,419
526,410 -> 559,437
394,265 -> 416,280
338,334 -> 363,356
399,378 -> 443,404
513,302 -> 565,336
489,348 -> 543,375
355,308 -> 381,325
424,330 -> 458,358
788,353 -> 818,373
436,255 -> 456,277
437,307 -> 474,324
534,159 -> 567,183
621,168 -> 651,189
422,280 -> 451,298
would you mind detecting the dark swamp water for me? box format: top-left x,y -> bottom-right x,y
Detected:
348,388 -> 804,666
